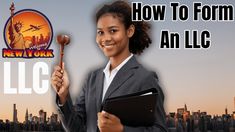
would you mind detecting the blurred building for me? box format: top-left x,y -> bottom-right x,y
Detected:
13,104 -> 18,123
39,109 -> 47,124
25,108 -> 28,123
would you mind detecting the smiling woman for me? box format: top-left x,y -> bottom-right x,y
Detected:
96,13 -> 133,69
51,1 -> 167,132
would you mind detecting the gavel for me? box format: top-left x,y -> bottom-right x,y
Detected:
56,34 -> 70,68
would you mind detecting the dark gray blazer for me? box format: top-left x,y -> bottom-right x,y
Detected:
57,56 -> 167,132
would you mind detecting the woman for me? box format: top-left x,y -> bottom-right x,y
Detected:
51,1 -> 167,132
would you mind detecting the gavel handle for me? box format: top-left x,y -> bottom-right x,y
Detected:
60,45 -> 64,68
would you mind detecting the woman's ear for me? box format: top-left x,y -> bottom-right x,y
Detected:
127,24 -> 135,38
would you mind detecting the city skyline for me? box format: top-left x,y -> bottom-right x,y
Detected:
1,106 -> 235,131
1,104 -> 59,123
0,104 -> 63,131
1,96 -> 235,123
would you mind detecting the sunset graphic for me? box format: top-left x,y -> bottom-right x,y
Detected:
4,9 -> 52,50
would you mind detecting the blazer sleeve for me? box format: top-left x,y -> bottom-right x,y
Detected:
56,73 -> 91,132
123,72 -> 168,132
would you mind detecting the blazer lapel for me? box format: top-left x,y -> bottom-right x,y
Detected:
95,69 -> 104,112
103,56 -> 139,101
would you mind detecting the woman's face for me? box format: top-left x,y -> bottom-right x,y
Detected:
96,13 -> 133,59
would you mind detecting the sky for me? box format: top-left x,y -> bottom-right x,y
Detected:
0,0 -> 235,122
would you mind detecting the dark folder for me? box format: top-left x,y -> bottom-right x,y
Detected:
101,88 -> 158,127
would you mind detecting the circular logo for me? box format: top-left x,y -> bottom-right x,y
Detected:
4,9 -> 53,50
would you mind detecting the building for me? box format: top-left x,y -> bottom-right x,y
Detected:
25,108 -> 28,123
13,104 -> 18,123
39,109 -> 47,124
177,108 -> 184,115
225,107 -> 228,115
29,113 -> 33,122
49,112 -> 58,124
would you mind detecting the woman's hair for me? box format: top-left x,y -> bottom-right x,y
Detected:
96,1 -> 152,55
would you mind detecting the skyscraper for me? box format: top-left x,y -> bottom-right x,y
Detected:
50,112 -> 58,124
225,107 -> 228,115
184,104 -> 187,111
39,109 -> 46,124
25,108 -> 28,123
13,104 -> 18,123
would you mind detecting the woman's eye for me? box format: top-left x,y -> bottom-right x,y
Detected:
110,29 -> 117,33
97,31 -> 103,35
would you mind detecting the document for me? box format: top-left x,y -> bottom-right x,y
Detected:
101,88 -> 158,126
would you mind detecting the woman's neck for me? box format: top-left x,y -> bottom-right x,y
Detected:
109,51 -> 131,71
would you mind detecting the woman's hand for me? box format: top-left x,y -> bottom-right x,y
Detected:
51,63 -> 69,104
98,111 -> 124,132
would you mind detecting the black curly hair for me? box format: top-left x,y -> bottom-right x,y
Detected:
96,0 -> 152,55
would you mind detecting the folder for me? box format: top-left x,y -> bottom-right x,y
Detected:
101,88 -> 158,127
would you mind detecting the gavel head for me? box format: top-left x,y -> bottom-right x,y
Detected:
56,34 -> 70,46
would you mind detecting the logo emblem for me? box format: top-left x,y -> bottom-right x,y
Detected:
3,3 -> 54,58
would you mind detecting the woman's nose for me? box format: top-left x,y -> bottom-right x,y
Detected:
102,33 -> 112,42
